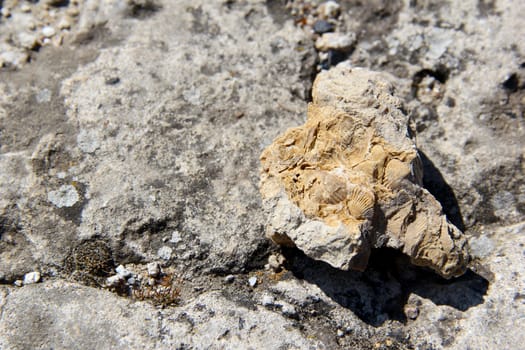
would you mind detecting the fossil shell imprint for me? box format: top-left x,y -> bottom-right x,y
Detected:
260,65 -> 469,278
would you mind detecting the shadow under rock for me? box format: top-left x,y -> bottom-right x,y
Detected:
419,151 -> 465,231
282,247 -> 488,327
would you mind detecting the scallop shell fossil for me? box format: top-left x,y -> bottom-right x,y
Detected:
260,65 -> 469,278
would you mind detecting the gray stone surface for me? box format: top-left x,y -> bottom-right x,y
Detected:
0,0 -> 524,349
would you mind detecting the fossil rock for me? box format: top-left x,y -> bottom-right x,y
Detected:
260,65 -> 469,278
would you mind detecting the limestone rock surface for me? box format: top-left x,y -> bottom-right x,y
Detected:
261,65 -> 469,278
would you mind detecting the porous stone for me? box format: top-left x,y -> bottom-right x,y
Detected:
260,64 -> 469,278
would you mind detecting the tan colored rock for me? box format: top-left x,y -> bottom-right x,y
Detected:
260,65 -> 469,278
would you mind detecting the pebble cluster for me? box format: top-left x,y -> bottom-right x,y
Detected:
105,262 -> 181,306
285,0 -> 355,70
0,0 -> 80,67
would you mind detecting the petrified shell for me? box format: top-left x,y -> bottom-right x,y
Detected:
260,65 -> 469,278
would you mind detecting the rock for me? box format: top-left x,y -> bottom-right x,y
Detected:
146,262 -> 161,278
261,294 -> 275,307
58,17 -> 72,30
17,32 -> 39,50
313,20 -> 334,34
22,272 -> 41,285
157,246 -> 173,261
106,274 -> 124,287
42,26 -> 56,38
315,32 -> 356,52
268,253 -> 286,272
248,276 -> 257,287
1,8 -> 10,18
116,265 -> 133,278
318,1 -> 341,19
224,275 -> 235,283
0,281 -> 328,349
0,0 -> 524,348
260,65 -> 469,278
279,301 -> 297,318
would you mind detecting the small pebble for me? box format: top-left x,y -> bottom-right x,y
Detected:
157,246 -> 173,260
23,271 -> 41,285
105,77 -> 120,85
313,20 -> 334,34
21,5 -> 32,13
170,231 -> 182,244
224,274 -> 235,283
127,277 -> 136,285
1,8 -> 11,18
18,32 -> 39,50
337,329 -> 345,337
106,274 -> 124,287
280,302 -> 297,317
14,280 -> 23,287
315,32 -> 356,52
261,294 -> 275,306
42,26 -> 56,38
268,253 -> 286,272
248,276 -> 258,287
58,17 -> 72,30
147,262 -> 161,278
319,1 -> 341,18
116,265 -> 132,278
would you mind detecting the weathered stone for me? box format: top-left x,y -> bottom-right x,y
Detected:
315,32 -> 356,52
261,65 -> 469,278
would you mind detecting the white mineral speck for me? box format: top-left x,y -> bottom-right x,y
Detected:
116,265 -> 132,278
261,294 -> 275,306
248,276 -> 257,287
170,231 -> 182,244
48,185 -> 79,208
280,302 -> 297,317
106,274 -> 124,287
23,271 -> 41,285
158,246 -> 173,260
42,26 -> 56,38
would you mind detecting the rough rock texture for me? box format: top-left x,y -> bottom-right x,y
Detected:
261,65 -> 469,278
0,0 -> 524,349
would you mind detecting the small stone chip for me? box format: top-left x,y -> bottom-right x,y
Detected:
279,302 -> 297,318
147,262 -> 161,278
23,271 -> 41,285
313,20 -> 334,34
157,246 -> 173,260
116,265 -> 133,278
42,26 -> 56,38
224,275 -> 235,283
106,274 -> 124,287
248,276 -> 257,287
261,294 -> 275,306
